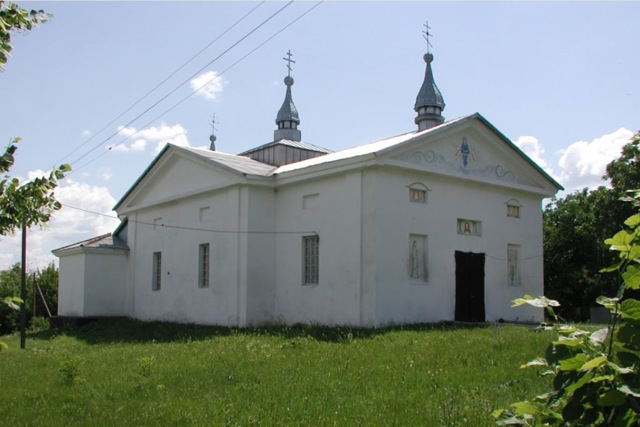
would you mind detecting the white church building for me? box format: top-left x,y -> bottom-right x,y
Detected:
53,46 -> 562,327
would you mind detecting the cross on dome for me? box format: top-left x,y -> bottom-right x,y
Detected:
283,49 -> 296,78
422,21 -> 433,54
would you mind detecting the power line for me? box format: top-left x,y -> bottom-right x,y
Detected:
63,204 -> 317,235
62,205 -> 541,259
71,1 -> 324,175
66,1 -> 296,169
54,2 -> 267,168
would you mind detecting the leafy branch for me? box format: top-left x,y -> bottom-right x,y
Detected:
494,190 -> 640,426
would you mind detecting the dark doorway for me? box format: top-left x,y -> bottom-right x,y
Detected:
455,251 -> 485,322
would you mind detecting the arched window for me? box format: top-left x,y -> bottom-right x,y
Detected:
407,182 -> 430,204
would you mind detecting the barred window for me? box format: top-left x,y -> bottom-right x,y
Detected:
302,235 -> 319,285
152,252 -> 162,291
198,243 -> 210,288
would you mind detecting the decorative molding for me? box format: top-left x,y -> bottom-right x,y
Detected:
394,149 -> 522,184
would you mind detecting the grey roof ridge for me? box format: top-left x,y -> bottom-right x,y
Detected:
52,232 -> 114,254
239,139 -> 333,155
113,143 -> 276,211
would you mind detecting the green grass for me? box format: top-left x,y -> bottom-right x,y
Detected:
0,319 -> 553,426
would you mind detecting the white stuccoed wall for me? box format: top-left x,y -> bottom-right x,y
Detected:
274,171 -> 364,325
369,167 -> 544,325
83,250 -> 128,316
57,252 -> 86,316
127,186 -> 245,325
57,248 -> 128,317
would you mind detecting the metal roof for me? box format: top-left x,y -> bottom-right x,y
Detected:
273,115 -> 469,174
115,113 -> 562,213
240,139 -> 333,156
414,53 -> 445,110
179,146 -> 277,176
276,78 -> 300,124
52,233 -> 129,255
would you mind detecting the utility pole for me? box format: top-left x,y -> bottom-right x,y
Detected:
20,224 -> 27,349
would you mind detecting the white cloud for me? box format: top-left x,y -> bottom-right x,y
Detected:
190,70 -> 225,100
97,167 -> 112,181
131,139 -> 147,151
27,169 -> 48,180
0,179 -> 120,271
557,127 -> 633,191
514,135 -> 552,171
82,129 -> 92,137
109,123 -> 190,154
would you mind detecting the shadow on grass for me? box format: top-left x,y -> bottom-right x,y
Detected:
27,317 -> 495,345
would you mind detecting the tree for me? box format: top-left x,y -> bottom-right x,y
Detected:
543,187 -> 621,319
0,138 -> 70,235
0,262 -> 58,335
1,1 -> 69,349
605,132 -> 640,194
0,1 -> 49,71
543,131 -> 640,320
1,3 -> 69,234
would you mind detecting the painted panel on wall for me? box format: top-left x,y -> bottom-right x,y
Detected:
392,131 -> 542,188
408,234 -> 427,283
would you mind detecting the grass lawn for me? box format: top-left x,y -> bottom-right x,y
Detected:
0,319 -> 553,426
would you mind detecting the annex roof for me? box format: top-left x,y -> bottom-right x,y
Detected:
52,233 -> 129,255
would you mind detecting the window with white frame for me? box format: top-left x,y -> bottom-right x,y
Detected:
198,243 -> 210,288
152,251 -> 162,291
302,235 -> 319,285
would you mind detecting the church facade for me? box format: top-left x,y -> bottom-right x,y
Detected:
54,47 -> 562,326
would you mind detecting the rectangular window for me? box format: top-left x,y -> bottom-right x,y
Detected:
507,244 -> 520,286
302,235 -> 319,285
198,243 -> 210,288
152,252 -> 162,291
153,217 -> 163,230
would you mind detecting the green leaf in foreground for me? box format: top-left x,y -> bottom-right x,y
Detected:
622,264 -> 640,290
621,298 -> 640,320
512,295 -> 560,308
580,355 -> 606,371
559,353 -> 587,371
597,390 -> 626,407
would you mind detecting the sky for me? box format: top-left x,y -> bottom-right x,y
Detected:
0,1 -> 639,270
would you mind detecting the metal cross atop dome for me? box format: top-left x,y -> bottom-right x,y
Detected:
208,113 -> 218,151
209,113 -> 217,134
283,50 -> 295,77
422,21 -> 433,53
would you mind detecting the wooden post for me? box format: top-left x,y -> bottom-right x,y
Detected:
33,272 -> 36,318
20,225 -> 27,349
36,281 -> 53,318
